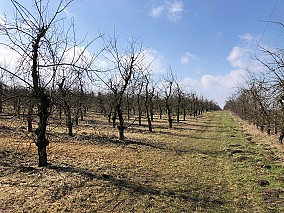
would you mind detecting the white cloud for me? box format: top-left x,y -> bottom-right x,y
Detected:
201,70 -> 244,90
96,47 -> 167,78
227,42 -> 264,74
143,47 -> 167,73
198,69 -> 246,108
238,33 -> 259,42
149,5 -> 164,18
177,36 -> 260,108
196,44 -> 251,107
196,35 -> 265,107
95,58 -> 108,69
166,0 -> 184,21
0,45 -> 20,69
227,46 -> 251,68
180,77 -> 198,90
149,0 -> 184,22
181,51 -> 198,64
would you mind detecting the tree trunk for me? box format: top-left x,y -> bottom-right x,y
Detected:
146,109 -> 152,132
167,109 -> 172,128
137,83 -> 143,126
145,80 -> 152,132
137,94 -> 142,126
38,144 -> 47,167
117,106 -> 124,140
80,108 -> 84,121
27,102 -> 33,132
149,89 -> 154,122
67,120 -> 73,136
36,92 -> 50,167
112,111 -> 117,128
75,116 -> 79,126
0,83 -> 3,114
168,118 -> 173,128
108,110 -> 112,123
166,100 -> 172,128
14,97 -> 21,118
27,116 -> 33,132
126,94 -> 131,120
159,106 -> 162,119
75,108 -> 80,126
66,106 -> 73,136
138,105 -> 142,126
150,110 -> 154,122
32,26 -> 50,167
177,107 -> 180,123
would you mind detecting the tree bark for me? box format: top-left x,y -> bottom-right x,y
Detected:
0,83 -> 3,113
137,94 -> 142,126
32,26 -> 49,167
36,92 -> 50,167
166,97 -> 172,128
27,102 -> 33,132
117,105 -> 124,140
37,144 -> 47,167
145,78 -> 152,132
65,104 -> 73,136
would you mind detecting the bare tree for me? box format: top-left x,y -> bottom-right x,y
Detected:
175,82 -> 183,123
144,74 -> 153,132
99,36 -> 148,140
0,0 -> 98,166
136,81 -> 144,126
163,70 -> 175,128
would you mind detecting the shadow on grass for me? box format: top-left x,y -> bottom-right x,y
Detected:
179,121 -> 225,129
73,130 -> 226,157
0,149 -> 227,210
47,163 -> 226,209
152,130 -> 221,141
0,150 -> 38,173
179,147 -> 228,157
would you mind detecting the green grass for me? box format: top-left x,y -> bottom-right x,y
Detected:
1,111 -> 284,212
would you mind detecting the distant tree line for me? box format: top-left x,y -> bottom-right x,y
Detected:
0,76 -> 220,134
0,0 -> 220,167
224,22 -> 284,143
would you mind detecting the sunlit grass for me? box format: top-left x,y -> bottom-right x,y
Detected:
1,111 -> 284,212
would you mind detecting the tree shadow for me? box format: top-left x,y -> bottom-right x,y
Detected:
179,147 -> 227,157
0,150 -> 39,177
179,121 -> 222,128
0,149 -> 227,210
154,130 -> 220,141
91,135 -> 168,151
47,163 -> 226,209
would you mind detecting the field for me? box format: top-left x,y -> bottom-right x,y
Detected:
1,111 -> 284,212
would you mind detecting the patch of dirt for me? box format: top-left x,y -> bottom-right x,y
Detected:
276,176 -> 284,182
233,155 -> 251,162
258,180 -> 270,186
261,189 -> 284,203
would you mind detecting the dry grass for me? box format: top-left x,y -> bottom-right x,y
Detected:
1,111 -> 284,212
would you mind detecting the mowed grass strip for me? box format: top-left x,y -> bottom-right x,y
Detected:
1,111 -> 284,212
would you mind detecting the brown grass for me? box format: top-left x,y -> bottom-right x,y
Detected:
1,111 -> 284,212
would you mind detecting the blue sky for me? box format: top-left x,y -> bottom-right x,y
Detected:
1,0 -> 284,107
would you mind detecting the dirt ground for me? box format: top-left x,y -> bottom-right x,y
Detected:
1,111 -> 284,212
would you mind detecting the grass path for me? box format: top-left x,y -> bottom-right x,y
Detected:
1,111 -> 284,212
